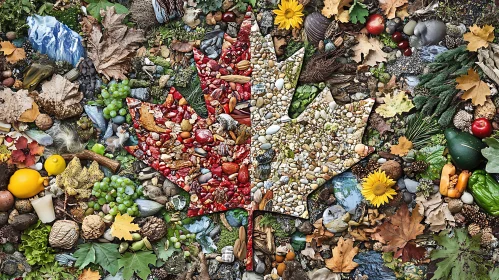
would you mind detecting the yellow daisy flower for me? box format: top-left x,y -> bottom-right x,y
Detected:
361,169 -> 398,208
273,0 -> 304,30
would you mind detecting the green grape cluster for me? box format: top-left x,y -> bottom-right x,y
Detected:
89,175 -> 143,217
100,80 -> 131,120
168,223 -> 196,257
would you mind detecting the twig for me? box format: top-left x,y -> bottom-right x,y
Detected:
55,207 -> 79,223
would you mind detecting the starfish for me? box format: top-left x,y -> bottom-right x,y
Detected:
249,21 -> 375,219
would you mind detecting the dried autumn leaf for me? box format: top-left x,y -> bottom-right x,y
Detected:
464,25 -> 495,52
33,74 -> 83,119
369,112 -> 393,135
78,268 -> 101,280
138,103 -> 167,133
416,193 -> 455,232
379,0 -> 408,19
110,213 -> 140,240
322,0 -> 352,23
18,102 -> 40,122
375,91 -> 414,118
390,136 -> 413,156
0,88 -> 34,123
394,241 -> 426,263
352,34 -> 387,66
0,41 -> 26,63
373,204 -> 424,254
306,218 -> 334,246
325,237 -> 359,273
86,7 -> 146,80
395,4 -> 409,19
456,68 -> 491,106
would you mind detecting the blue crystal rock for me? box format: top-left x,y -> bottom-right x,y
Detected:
27,15 -> 85,66
353,251 -> 396,280
331,171 -> 363,214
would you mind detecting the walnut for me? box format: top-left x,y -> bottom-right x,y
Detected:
468,223 -> 481,236
453,110 -> 473,131
34,114 -> 53,131
380,160 -> 402,180
49,220 -> 79,249
138,216 -> 166,242
81,215 -> 105,239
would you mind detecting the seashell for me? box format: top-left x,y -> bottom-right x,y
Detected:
304,12 -> 331,46
217,114 -> 239,131
257,163 -> 271,180
256,149 -> 275,165
64,68 -> 80,82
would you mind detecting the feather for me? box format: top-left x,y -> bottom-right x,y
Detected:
45,122 -> 86,154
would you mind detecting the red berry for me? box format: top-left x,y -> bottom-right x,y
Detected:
398,40 -> 409,50
403,48 -> 412,56
222,11 -> 236,22
365,14 -> 385,35
392,32 -> 403,43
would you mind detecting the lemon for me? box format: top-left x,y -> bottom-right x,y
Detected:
8,169 -> 45,198
44,155 -> 66,176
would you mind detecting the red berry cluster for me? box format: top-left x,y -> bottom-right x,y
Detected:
392,31 -> 412,56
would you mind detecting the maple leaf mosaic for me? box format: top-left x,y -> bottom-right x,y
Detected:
126,12 -> 373,219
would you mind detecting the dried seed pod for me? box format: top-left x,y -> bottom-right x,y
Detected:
49,220 -> 79,249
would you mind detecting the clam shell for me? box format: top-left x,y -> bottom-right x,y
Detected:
304,12 -> 331,46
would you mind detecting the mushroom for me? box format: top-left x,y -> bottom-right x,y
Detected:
171,41 -> 194,53
35,114 -> 53,131
49,220 -> 79,249
81,215 -> 105,239
138,216 -> 166,242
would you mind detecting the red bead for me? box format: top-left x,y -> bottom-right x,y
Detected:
403,48 -> 413,56
392,32 -> 403,43
397,40 -> 409,50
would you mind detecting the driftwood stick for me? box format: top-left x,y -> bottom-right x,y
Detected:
61,149 -> 120,173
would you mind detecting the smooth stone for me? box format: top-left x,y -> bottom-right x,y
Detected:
194,147 -> 207,157
323,205 -> 349,233
332,172 -> 363,213
112,115 -> 125,125
275,78 -> 284,90
201,168 -> 210,174
264,181 -> 273,189
397,178 -> 406,190
265,112 -> 273,119
377,158 -> 387,164
403,192 -> 413,203
256,97 -> 264,108
461,192 -> 474,204
265,125 -> 280,135
257,136 -> 267,144
25,130 -> 53,146
260,143 -> 272,150
198,172 -> 212,183
413,20 -> 446,46
403,20 -> 417,35
130,88 -> 150,101
280,176 -> 289,183
404,179 -> 419,194
242,272 -> 264,280
257,182 -> 264,188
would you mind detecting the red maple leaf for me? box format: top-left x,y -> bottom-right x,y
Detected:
9,136 -> 44,167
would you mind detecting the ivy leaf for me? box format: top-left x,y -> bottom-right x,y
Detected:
86,0 -> 128,21
110,213 -> 140,240
481,137 -> 499,173
431,228 -> 491,280
74,243 -> 120,275
118,251 -> 157,280
349,0 -> 369,24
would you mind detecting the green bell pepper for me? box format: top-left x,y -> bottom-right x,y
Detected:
468,170 -> 499,216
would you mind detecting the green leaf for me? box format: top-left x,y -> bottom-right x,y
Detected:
430,229 -> 490,280
87,0 -> 128,21
154,238 -> 180,261
248,0 -> 257,6
118,251 -> 157,280
415,145 -> 446,180
74,243 -> 120,275
349,0 -> 369,24
481,137 -> 499,173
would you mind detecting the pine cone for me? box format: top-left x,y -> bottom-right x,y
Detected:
352,164 -> 368,179
468,223 -> 481,236
462,205 -> 490,228
138,216 -> 167,242
151,268 -> 170,280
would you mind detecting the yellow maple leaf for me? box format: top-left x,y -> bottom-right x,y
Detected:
352,34 -> 387,66
79,268 -> 101,280
0,41 -> 26,64
375,91 -> 414,118
325,237 -> 359,273
322,0 -> 351,23
456,68 -> 491,106
390,136 -> 413,156
110,213 -> 140,240
379,0 -> 408,19
464,25 -> 495,52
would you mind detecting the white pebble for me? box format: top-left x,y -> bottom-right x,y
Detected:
461,192 -> 474,204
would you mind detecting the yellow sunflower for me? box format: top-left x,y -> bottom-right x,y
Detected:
273,0 -> 304,30
361,170 -> 397,208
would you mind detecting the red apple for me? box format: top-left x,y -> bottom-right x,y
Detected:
366,14 -> 385,35
471,118 -> 493,138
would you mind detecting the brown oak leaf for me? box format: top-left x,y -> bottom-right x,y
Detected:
369,112 -> 393,135
110,213 -> 140,240
0,88 -> 34,123
464,25 -> 495,52
390,136 -> 413,156
86,7 -> 146,80
456,68 -> 491,106
416,192 -> 455,232
306,218 -> 334,247
372,204 -> 424,254
394,241 -> 426,263
322,0 -> 352,23
33,74 -> 83,119
352,34 -> 387,66
379,0 -> 408,19
325,237 -> 359,273
0,41 -> 26,64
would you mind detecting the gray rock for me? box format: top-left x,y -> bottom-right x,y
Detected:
420,45 -> 448,62
226,22 -> 238,37
403,20 -> 417,35
130,88 -> 150,101
11,213 -> 37,231
112,115 -> 125,125
254,256 -> 265,274
413,20 -> 446,46
404,179 -> 419,194
242,272 -> 264,280
201,30 -> 224,59
386,18 -> 402,34
198,172 -> 212,184
403,192 -> 413,203
25,130 -> 53,146
297,220 -> 313,235
397,178 -> 406,190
